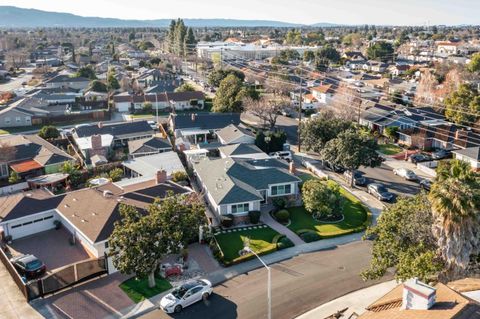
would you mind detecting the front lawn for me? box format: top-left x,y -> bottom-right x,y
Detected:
214,226 -> 280,265
288,180 -> 371,239
120,276 -> 172,303
378,143 -> 403,156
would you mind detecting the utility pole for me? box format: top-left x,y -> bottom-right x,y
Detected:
297,75 -> 303,153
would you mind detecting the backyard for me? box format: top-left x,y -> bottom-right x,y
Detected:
213,225 -> 280,265
288,177 -> 371,239
119,276 -> 172,303
377,143 -> 403,156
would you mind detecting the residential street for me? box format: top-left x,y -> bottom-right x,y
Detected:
139,241 -> 391,319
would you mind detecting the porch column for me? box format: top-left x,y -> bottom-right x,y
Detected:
194,134 -> 197,144
204,133 -> 207,143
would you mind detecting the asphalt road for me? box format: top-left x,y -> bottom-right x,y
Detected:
139,241 -> 391,319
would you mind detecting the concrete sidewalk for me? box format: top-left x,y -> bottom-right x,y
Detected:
296,280 -> 398,319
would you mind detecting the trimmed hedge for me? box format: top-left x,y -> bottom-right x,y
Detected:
277,236 -> 294,250
275,209 -> 290,223
248,210 -> 261,224
297,229 -> 321,243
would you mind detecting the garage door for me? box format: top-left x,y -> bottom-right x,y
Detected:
9,215 -> 55,239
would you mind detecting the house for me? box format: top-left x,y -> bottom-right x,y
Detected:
363,61 -> 388,73
120,151 -> 185,183
453,147 -> 480,170
193,157 -> 301,223
73,121 -> 154,147
0,134 -> 75,181
436,41 -> 463,56
342,51 -> 366,61
216,124 -> 255,145
44,75 -> 90,91
0,178 -> 191,274
0,103 -> 35,128
75,134 -> 114,160
144,79 -> 182,94
169,113 -> 241,142
359,278 -> 480,319
113,91 -> 205,113
128,136 -> 172,158
389,64 -> 411,76
218,144 -> 270,160
310,84 -> 336,105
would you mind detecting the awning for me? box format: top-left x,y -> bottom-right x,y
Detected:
10,160 -> 43,173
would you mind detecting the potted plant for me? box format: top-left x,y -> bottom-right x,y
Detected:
53,220 -> 62,230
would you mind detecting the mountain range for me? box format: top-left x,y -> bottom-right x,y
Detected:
0,6 -> 339,28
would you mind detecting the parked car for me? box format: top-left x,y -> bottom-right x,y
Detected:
324,161 -> 345,173
160,279 -> 213,313
393,168 -> 418,181
269,151 -> 293,162
420,179 -> 432,191
409,153 -> 432,164
431,149 -> 452,160
343,170 -> 367,186
367,183 -> 394,202
147,120 -> 157,130
10,254 -> 46,279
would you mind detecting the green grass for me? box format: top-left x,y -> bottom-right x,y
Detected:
378,143 -> 403,156
0,129 -> 8,135
214,227 -> 280,264
288,180 -> 370,239
120,276 -> 172,303
130,114 -> 153,119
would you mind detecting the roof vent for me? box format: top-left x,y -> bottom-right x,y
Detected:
64,204 -> 69,208
72,198 -> 77,201
91,212 -> 97,216
81,219 -> 87,223
103,190 -> 113,197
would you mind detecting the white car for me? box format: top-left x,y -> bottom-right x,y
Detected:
393,168 -> 418,181
269,151 -> 293,162
160,279 -> 212,313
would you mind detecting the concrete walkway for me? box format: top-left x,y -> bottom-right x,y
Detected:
261,209 -> 305,246
296,280 -> 398,319
0,261 -> 43,319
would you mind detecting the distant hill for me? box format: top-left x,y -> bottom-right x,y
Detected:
0,6 -> 338,28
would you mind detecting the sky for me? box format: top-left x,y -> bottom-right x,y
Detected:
0,0 -> 479,25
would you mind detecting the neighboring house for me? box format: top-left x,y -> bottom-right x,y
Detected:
436,41 -> 462,56
0,134 -> 75,180
128,136 -> 172,158
310,84 -> 335,104
0,103 -> 34,128
453,147 -> 480,170
144,79 -> 182,94
120,151 -> 185,183
342,51 -> 366,61
75,134 -> 114,160
113,91 -> 205,113
389,64 -> 410,76
0,179 -> 191,274
169,113 -> 241,142
359,278 -> 480,319
44,75 -> 90,91
218,143 -> 270,160
73,121 -> 154,147
216,124 -> 255,145
193,157 -> 300,223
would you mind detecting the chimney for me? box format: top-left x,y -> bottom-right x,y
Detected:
289,161 -> 295,174
402,278 -> 436,310
156,170 -> 167,185
91,134 -> 102,150
98,122 -> 103,129
191,113 -> 196,122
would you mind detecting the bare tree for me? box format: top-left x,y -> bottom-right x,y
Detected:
265,76 -> 295,96
244,95 -> 289,129
331,84 -> 362,122
0,142 -> 16,164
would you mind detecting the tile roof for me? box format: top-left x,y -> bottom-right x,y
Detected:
10,159 -> 43,173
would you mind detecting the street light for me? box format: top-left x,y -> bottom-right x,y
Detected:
243,246 -> 271,319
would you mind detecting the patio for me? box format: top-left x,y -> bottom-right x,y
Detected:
8,228 -> 91,271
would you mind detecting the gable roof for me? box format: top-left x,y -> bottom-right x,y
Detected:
172,113 -> 241,131
121,151 -> 185,177
216,124 -> 254,145
128,136 -> 172,154
453,147 -> 480,161
45,75 -> 90,84
218,144 -> 267,158
74,121 -> 154,139
113,91 -> 205,103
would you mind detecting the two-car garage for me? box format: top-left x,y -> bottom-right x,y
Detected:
3,210 -> 58,240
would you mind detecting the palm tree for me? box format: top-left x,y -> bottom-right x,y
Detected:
429,159 -> 480,280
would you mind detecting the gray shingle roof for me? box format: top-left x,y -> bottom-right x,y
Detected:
453,146 -> 480,161
216,124 -> 254,144
75,121 -> 153,138
173,113 -> 241,131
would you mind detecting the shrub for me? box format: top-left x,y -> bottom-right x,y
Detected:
108,168 -> 124,182
248,210 -> 261,224
298,230 -> 321,243
275,209 -> 290,223
171,171 -> 188,182
272,197 -> 287,209
277,237 -> 294,250
221,214 -> 234,228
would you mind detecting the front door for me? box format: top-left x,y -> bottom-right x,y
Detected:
260,190 -> 267,204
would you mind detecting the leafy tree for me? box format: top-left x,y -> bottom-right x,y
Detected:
429,160 -> 480,280
284,29 -> 303,45
128,32 -> 136,42
302,179 -> 343,220
76,65 -> 96,80
383,126 -> 399,142
467,53 -> 480,73
38,125 -> 60,140
444,83 -> 480,125
316,45 -> 341,64
89,80 -> 107,93
212,74 -> 246,112
138,41 -> 154,51
108,168 -> 123,182
60,161 -> 82,188
207,69 -> 245,87
303,50 -> 315,62
109,194 -> 205,288
300,112 -> 352,153
320,128 -> 383,187
175,83 -> 196,93
362,194 -> 443,282
142,102 -> 153,114
8,171 -> 20,184
255,130 -> 287,153
107,73 -> 120,90
366,41 -> 394,62
183,27 -> 196,56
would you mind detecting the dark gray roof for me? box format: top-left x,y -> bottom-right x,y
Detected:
219,144 -> 264,157
454,147 -> 480,160
75,121 -> 154,138
173,113 -> 241,131
45,75 -> 89,83
216,124 -> 254,144
0,193 -> 65,222
128,136 -> 172,154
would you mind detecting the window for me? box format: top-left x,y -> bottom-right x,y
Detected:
231,203 -> 249,214
25,117 -> 31,123
0,164 -> 8,177
271,184 -> 292,196
15,117 -> 21,123
4,117 -> 10,124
